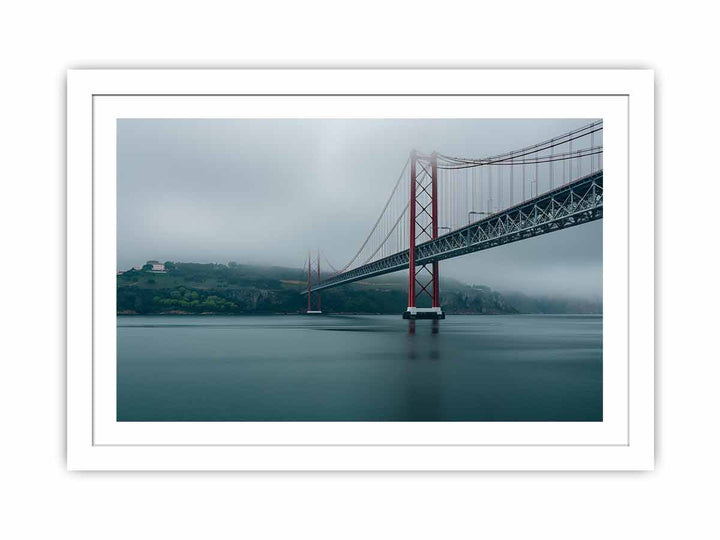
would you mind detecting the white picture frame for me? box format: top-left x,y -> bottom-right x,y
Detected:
67,69 -> 654,471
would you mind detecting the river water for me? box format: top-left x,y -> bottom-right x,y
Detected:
117,314 -> 602,422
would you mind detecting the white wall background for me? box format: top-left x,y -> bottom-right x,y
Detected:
1,1 -> 716,538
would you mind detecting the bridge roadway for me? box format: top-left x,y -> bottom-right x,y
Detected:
306,170 -> 603,294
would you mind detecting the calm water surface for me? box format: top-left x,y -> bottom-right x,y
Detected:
117,314 -> 602,421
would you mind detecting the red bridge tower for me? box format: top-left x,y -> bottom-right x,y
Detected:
306,250 -> 322,314
404,150 -> 445,320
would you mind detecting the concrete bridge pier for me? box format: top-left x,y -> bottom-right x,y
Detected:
403,307 -> 445,320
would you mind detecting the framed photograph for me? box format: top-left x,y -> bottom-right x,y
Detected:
67,69 -> 654,470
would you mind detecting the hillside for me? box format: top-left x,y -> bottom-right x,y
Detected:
117,262 -> 521,315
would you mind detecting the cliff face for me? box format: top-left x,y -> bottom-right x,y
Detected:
222,288 -> 280,311
441,289 -> 518,314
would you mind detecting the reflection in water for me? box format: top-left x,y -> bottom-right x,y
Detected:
406,319 -> 440,336
404,320 -> 442,420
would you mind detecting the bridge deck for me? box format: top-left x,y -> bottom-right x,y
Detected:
306,170 -> 603,293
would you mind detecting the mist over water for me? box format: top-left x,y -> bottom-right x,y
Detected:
118,314 -> 602,422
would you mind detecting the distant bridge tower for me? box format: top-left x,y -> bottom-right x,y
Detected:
306,250 -> 322,314
404,151 -> 445,320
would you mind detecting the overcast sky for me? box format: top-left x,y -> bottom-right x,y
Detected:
117,118 -> 602,299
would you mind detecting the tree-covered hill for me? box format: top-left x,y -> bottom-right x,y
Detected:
116,261 -> 521,315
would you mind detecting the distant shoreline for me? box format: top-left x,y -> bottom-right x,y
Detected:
117,262 -> 602,316
117,311 -> 602,317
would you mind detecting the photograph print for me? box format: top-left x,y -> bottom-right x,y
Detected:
116,118 -> 603,422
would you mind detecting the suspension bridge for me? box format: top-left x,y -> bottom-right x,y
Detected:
303,121 -> 603,319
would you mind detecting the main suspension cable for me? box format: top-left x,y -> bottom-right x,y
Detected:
336,158 -> 409,273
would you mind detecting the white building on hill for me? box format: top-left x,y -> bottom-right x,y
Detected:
146,260 -> 166,273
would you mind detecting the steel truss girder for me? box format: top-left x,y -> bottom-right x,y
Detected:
306,170 -> 603,294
